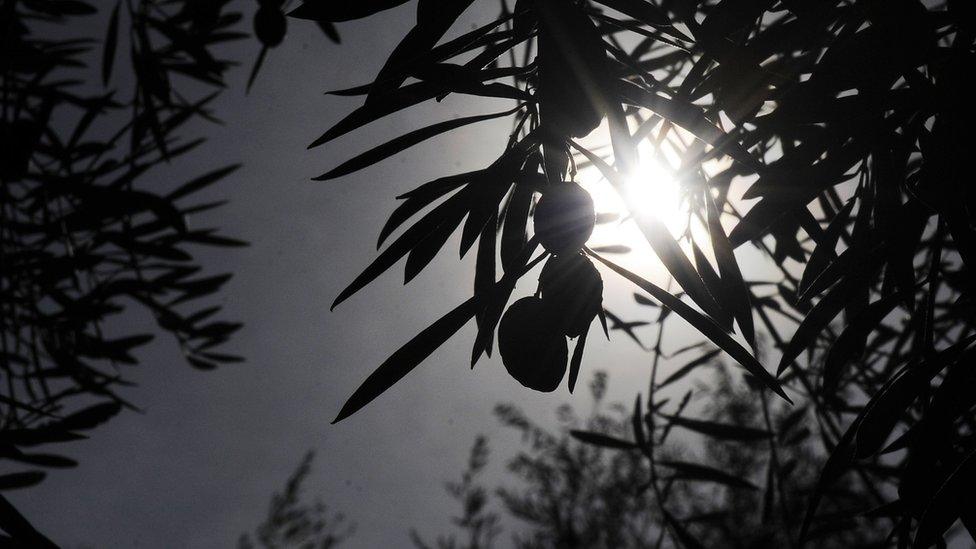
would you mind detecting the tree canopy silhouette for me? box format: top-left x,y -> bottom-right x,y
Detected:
4,0 -> 976,546
425,369 -> 890,548
239,450 -> 355,549
257,369 -> 894,547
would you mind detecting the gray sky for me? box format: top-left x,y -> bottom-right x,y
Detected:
12,3 -> 740,546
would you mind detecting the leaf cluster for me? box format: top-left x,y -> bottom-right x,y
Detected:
292,0 -> 976,546
1,0 -> 248,540
421,369 -> 886,548
239,451 -> 356,549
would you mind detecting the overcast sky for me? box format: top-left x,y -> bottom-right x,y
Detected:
12,3 -> 756,546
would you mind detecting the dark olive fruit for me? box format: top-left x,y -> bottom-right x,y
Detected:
533,183 -> 595,255
182,0 -> 221,30
949,0 -> 975,33
512,0 -> 536,38
539,253 -> 603,337
534,0 -> 610,137
254,6 -> 286,47
498,297 -> 568,392
0,119 -> 37,181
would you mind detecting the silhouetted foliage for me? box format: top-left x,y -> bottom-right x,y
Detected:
239,451 -> 355,549
489,373 -> 659,548
411,435 -> 501,549
1,0 -> 248,541
7,0 -> 976,545
415,369 -> 890,548
297,0 -> 976,545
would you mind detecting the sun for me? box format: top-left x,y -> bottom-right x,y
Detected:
577,152 -> 688,249
570,142 -> 723,286
621,159 -> 685,234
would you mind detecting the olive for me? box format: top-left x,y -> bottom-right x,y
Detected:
0,119 -> 37,181
184,0 -> 221,30
539,253 -> 603,338
498,297 -> 568,392
533,182 -> 595,255
512,0 -> 536,39
534,0 -> 610,137
254,6 -> 286,48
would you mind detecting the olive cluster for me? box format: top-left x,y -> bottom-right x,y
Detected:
497,0 -> 612,391
499,183 -> 603,392
523,0 -> 612,140
254,0 -> 286,48
0,119 -> 41,181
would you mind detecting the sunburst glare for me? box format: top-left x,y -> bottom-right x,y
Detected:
621,157 -> 685,235
578,151 -> 688,251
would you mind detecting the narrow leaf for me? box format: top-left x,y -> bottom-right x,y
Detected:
167,164 -> 242,202
570,430 -> 637,450
602,309 -> 648,350
312,79 -> 527,148
591,0 -> 671,27
913,449 -> 976,548
332,190 -> 469,309
590,244 -> 631,254
0,472 -> 46,491
822,291 -> 904,393
0,495 -> 57,548
366,0 -> 476,102
659,348 -> 721,388
380,177 -> 470,249
288,0 -> 411,22
567,329 -> 588,393
500,183 -> 533,273
659,460 -> 759,490
705,189 -> 755,348
693,242 -> 733,331
333,296 -> 480,423
57,402 -> 122,431
101,1 -> 120,85
614,80 -> 757,168
798,199 -> 854,295
664,415 -> 773,441
314,106 -> 523,181
404,213 -> 464,283
777,276 -> 861,376
587,249 -> 791,402
632,394 -> 648,455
